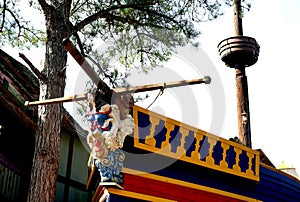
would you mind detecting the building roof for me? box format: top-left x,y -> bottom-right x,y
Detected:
0,49 -> 87,137
277,161 -> 300,180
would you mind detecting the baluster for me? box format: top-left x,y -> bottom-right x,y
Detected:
176,127 -> 189,157
2,167 -> 8,196
14,175 -> 20,199
220,142 -> 230,169
246,152 -> 254,175
233,147 -> 242,172
11,173 -> 16,200
145,116 -> 159,147
11,172 -> 18,200
7,170 -> 12,199
206,137 -> 217,166
161,122 -> 174,151
0,164 -> 3,195
191,132 -> 203,161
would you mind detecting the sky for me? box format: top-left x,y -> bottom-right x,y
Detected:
123,0 -> 300,171
2,0 -> 300,173
198,0 -> 300,171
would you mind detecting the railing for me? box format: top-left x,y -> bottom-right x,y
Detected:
0,155 -> 21,201
133,105 -> 260,181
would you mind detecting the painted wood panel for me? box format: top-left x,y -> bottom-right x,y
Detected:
133,105 -> 259,181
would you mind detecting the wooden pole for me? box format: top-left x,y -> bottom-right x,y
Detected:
233,0 -> 252,148
62,38 -> 111,93
233,0 -> 243,36
24,94 -> 87,107
24,77 -> 211,107
114,76 -> 211,94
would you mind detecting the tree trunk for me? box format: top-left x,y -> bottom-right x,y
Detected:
27,3 -> 68,201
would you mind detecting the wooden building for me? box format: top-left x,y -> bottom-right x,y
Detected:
0,49 -> 91,201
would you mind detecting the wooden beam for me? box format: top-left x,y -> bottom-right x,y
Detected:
23,39 -> 209,109
114,76 -> 211,94
24,94 -> 87,107
24,77 -> 210,107
62,38 -> 111,93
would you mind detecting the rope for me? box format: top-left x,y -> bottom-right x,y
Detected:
146,83 -> 165,109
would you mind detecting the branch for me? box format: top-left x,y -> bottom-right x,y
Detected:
133,6 -> 179,25
19,53 -> 46,81
1,1 -> 45,45
70,0 -> 87,16
64,0 -> 72,19
4,7 -> 21,34
73,32 -> 86,56
85,55 -> 116,87
105,13 -> 166,29
72,2 -> 156,33
0,0 -> 7,32
37,0 -> 50,11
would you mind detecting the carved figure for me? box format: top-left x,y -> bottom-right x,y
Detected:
86,92 -> 134,185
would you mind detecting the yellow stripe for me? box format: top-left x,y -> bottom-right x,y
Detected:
108,188 -> 177,202
123,167 -> 262,202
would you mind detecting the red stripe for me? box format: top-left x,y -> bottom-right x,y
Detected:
123,173 -> 245,202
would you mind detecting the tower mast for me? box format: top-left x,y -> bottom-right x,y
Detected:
218,0 -> 260,148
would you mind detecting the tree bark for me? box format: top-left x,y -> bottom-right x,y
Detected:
26,2 -> 69,201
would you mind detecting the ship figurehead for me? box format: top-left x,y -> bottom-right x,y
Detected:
86,89 -> 134,188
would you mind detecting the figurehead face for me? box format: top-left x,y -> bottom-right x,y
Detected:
100,103 -> 111,113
